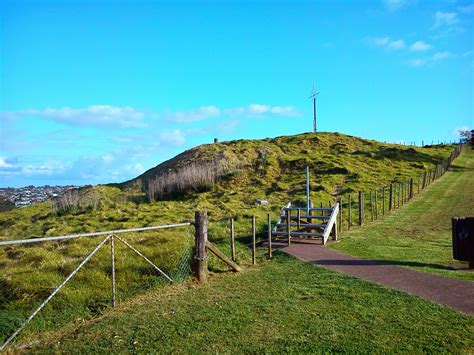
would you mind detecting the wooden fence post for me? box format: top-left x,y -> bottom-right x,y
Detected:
230,217 -> 235,262
397,183 -> 401,208
252,215 -> 256,265
286,209 -> 291,246
369,191 -> 374,221
358,191 -> 363,226
348,194 -> 352,230
389,183 -> 393,211
194,211 -> 208,283
374,190 -> 378,220
409,178 -> 414,199
297,208 -> 301,230
382,186 -> 385,215
422,172 -> 426,190
267,214 -> 272,258
338,197 -> 343,232
417,176 -> 420,194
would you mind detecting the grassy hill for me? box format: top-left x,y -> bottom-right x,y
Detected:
0,132 -> 458,348
1,132 -> 455,241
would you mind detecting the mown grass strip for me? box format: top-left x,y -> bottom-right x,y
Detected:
331,148 -> 474,281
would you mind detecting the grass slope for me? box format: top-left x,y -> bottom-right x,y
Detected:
0,132 -> 459,347
24,254 -> 474,353
332,148 -> 474,281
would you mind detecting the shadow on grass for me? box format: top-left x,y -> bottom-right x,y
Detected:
315,259 -> 456,271
449,164 -> 474,173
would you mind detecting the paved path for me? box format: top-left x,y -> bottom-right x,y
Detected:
273,239 -> 474,316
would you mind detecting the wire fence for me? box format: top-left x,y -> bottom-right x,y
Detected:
0,223 -> 193,351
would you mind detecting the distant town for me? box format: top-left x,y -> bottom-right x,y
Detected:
0,185 -> 79,208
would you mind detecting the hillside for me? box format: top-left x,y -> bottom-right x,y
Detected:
0,132 -> 460,349
1,132 -> 455,240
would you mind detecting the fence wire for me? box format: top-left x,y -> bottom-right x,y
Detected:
0,224 -> 193,350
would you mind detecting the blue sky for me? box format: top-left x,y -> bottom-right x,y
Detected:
0,0 -> 473,187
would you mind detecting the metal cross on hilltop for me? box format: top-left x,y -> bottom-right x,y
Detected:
309,84 -> 320,133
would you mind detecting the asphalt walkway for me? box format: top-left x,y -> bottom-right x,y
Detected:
273,239 -> 474,316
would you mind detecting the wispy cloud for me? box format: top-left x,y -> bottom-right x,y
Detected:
166,103 -> 301,122
433,11 -> 459,28
408,51 -> 451,67
367,36 -> 406,50
159,129 -> 186,146
387,39 -> 406,50
165,105 -> 220,123
225,104 -> 300,117
382,0 -> 408,12
2,105 -> 151,128
409,41 -> 433,52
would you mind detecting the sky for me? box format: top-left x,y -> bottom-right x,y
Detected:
0,0 -> 473,187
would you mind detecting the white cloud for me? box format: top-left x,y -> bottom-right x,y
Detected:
433,11 -> 459,28
167,105 -> 220,123
382,0 -> 408,11
2,105 -> 150,128
367,36 -> 406,50
451,125 -> 471,136
387,39 -> 406,50
408,51 -> 451,67
409,41 -> 433,52
225,104 -> 300,117
159,129 -> 186,146
372,36 -> 390,46
166,103 -> 301,122
0,156 -> 15,169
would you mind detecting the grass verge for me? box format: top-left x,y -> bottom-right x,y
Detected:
17,253 -> 474,353
331,148 -> 474,281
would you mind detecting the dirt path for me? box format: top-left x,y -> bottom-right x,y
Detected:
273,239 -> 474,315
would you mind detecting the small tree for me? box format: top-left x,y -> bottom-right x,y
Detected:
458,130 -> 472,144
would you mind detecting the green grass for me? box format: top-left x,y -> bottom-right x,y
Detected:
0,132 -> 460,346
18,253 -> 474,353
331,148 -> 474,282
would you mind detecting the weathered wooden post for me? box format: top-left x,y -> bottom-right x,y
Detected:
409,178 -> 414,199
307,200 -> 313,225
374,190 -> 378,220
348,194 -> 352,229
369,191 -> 374,221
230,217 -> 235,261
358,191 -> 364,226
422,172 -> 427,190
389,183 -> 393,211
297,208 -> 301,230
252,215 -> 256,265
267,213 -> 272,258
331,203 -> 338,241
286,208 -> 291,246
338,197 -> 343,232
382,186 -> 385,215
194,211 -> 208,283
397,183 -> 401,208
417,176 -> 420,194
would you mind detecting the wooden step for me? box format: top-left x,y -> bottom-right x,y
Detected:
272,231 -> 323,237
280,214 -> 330,219
275,223 -> 326,228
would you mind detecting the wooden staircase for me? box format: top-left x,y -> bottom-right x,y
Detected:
272,202 -> 339,245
